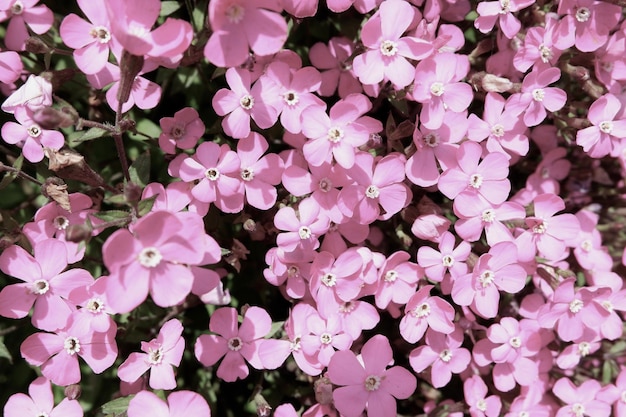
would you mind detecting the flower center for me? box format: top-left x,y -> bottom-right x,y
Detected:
327,126 -> 344,143
287,265 -> 300,278
469,173 -> 483,189
318,177 -> 332,192
430,82 -> 444,97
580,239 -> 593,252
53,215 -> 70,230
384,270 -> 398,282
283,91 -> 299,106
509,336 -> 521,348
339,301 -> 355,313
532,219 -> 548,234
289,335 -> 301,351
86,297 -> 104,313
11,0 -> 23,15
241,167 -> 254,181
226,4 -> 245,24
569,299 -> 583,313
364,375 -> 381,391
571,403 -> 585,417
599,121 -> 613,134
575,7 -> 590,22
320,333 -> 333,345
32,279 -> 50,295
205,168 -> 220,180
27,125 -> 42,138
499,0 -> 510,13
539,45 -> 553,63
170,124 -> 185,139
442,255 -> 455,267
138,247 -> 162,268
298,226 -> 312,239
380,40 -> 398,57
478,270 -> 494,287
578,342 -> 591,356
439,349 -> 452,362
601,300 -> 613,312
365,185 -> 380,199
228,336 -> 243,351
414,302 -> 431,318
532,88 -> 545,101
519,412 -> 529,417
477,399 -> 487,412
491,124 -> 505,137
321,273 -> 337,287
148,346 -> 164,364
64,336 -> 81,355
35,413 -> 48,417
482,209 -> 495,223
90,26 -> 111,43
240,94 -> 254,110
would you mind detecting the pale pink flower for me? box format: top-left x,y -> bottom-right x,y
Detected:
0,0 -> 53,51
556,0 -> 622,52
158,107 -> 205,154
128,390 -> 211,417
464,375 -> 502,417
1,74 -> 52,113
67,276 -> 117,333
118,319 -> 185,390
3,377 -> 83,417
309,37 -> 362,98
1,106 -> 64,162
454,198 -> 525,244
327,334 -> 417,417
399,285 -> 455,343
195,306 -> 271,382
301,311 -> 353,366
576,93 -> 626,158
0,50 -> 22,85
513,15 -> 564,72
474,0 -> 534,38
274,198 -> 330,262
374,251 -> 421,309
336,300 -> 380,340
553,378 -> 611,417
417,231 -> 470,284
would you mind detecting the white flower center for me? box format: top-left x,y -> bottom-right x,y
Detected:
491,124 -> 505,137
287,265 -> 300,278
499,0 -> 510,13
240,94 -> 254,110
539,45 -> 553,63
64,336 -> 81,355
578,342 -> 590,356
53,215 -> 70,230
532,220 -> 548,234
430,82 -> 445,97
439,349 -> 452,362
384,270 -> 398,282
27,125 -> 42,138
11,0 -> 23,15
339,301 -> 355,313
205,168 -> 220,180
90,26 -> 111,43
478,270 -> 495,287
298,225 -> 312,239
621,390 -> 626,404
532,88 -> 545,102
413,302 -> 431,318
241,167 -> 254,181
364,375 -> 381,391
35,413 -> 48,417
423,133 -> 440,147
318,177 -> 332,192
148,346 -> 164,364
283,90 -> 299,106
32,279 -> 50,295
327,126 -> 344,143
575,7 -> 590,22
365,185 -> 380,199
442,255 -> 455,267
289,335 -> 301,351
601,300 -> 613,312
580,239 -> 593,252
321,273 -> 337,287
228,336 -> 243,351
569,299 -> 583,313
599,121 -> 613,134
86,297 -> 104,313
469,173 -> 483,189
320,333 -> 333,345
571,403 -> 585,417
477,399 -> 488,412
509,336 -> 521,348
226,4 -> 245,24
138,247 -> 162,268
482,209 -> 495,223
380,40 -> 398,57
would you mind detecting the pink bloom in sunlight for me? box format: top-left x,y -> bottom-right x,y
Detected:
327,334 -> 417,417
506,67 -> 567,127
118,319 -> 185,390
352,0 -> 432,89
21,312 -> 118,386
454,198 -> 525,244
513,15 -> 564,73
103,211 -> 207,313
0,50 -> 22,85
0,239 -> 93,331
59,0 -> 119,74
128,390 -> 211,417
309,37 -> 362,98
0,0 -> 53,51
204,0 -> 288,68
68,275 -> 117,333
274,198 -> 330,262
399,285 -> 455,343
195,306 -> 271,382
1,107 -> 64,163
553,378 -> 611,417
374,251 -> 422,309
464,375 -> 502,417
3,377 -> 83,417
412,53 -> 473,129
409,326 -> 471,388
474,0 -> 534,38
158,107 -> 205,154
557,0 -> 622,52
576,93 -> 626,158
301,311 -> 353,367
417,231 -> 470,284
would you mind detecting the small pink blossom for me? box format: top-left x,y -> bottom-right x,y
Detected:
474,0 -> 534,38
399,285 -> 456,343
158,107 -> 205,154
128,390 -> 211,417
0,0 -> 53,51
3,377 -> 83,417
309,37 -> 361,98
553,378 -> 611,417
1,106 -> 64,162
464,375 -> 502,417
576,93 -> 626,158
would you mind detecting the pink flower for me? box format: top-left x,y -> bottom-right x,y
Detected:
118,319 -> 185,390
158,107 -> 205,154
301,311 -> 353,366
195,306 -> 271,382
399,285 -> 456,343
464,375 -> 502,417
21,312 -> 118,386
553,378 -> 611,417
417,231 -> 470,284
0,239 -> 93,331
309,37 -> 362,98
374,251 -> 421,309
0,0 -> 53,51
3,377 -> 83,417
59,0 -> 119,74
352,0 -> 432,89
474,0 -> 534,38
1,74 -> 52,113
454,198 -> 525,244
128,390 -> 211,417
576,93 -> 626,158
327,334 -> 417,417
212,67 -> 277,139
556,0 -> 622,52
0,50 -> 22,85
204,0 -> 287,67
513,15 -> 564,72
1,107 -> 64,162
274,198 -> 330,262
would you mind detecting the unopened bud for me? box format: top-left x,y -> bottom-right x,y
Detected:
33,107 -> 76,129
253,393 -> 271,417
47,149 -> 105,188
65,223 -> 93,243
64,384 -> 81,400
124,181 -> 143,205
481,74 -> 514,93
314,376 -> 333,405
25,36 -> 51,54
411,214 -> 450,242
118,50 -> 144,106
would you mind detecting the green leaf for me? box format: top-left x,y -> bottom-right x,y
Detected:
266,321 -> 284,339
93,210 -> 131,223
0,155 -> 23,190
101,395 -> 134,417
160,0 -> 181,16
137,195 -> 157,217
71,127 -> 111,145
128,118 -> 161,141
129,150 -> 151,187
0,337 -> 12,364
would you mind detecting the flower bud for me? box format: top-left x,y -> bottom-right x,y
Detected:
411,214 -> 450,242
64,384 -> 81,400
314,377 -> 333,405
24,36 -> 51,54
33,107 -> 76,129
65,223 -> 93,243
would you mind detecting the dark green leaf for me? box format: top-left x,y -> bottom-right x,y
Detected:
160,0 -> 181,16
129,150 -> 151,187
137,195 -> 158,217
0,337 -> 12,364
0,155 -> 23,190
101,395 -> 134,417
72,127 -> 110,145
93,210 -> 131,223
